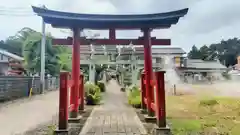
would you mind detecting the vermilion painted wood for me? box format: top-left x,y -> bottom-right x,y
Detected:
144,79 -> 155,86
68,80 -> 81,87
150,102 -> 156,111
59,72 -> 69,130
141,73 -> 147,110
70,28 -> 80,116
52,37 -> 171,45
143,28 -> 155,116
109,28 -> 116,39
144,97 -> 148,105
155,71 -> 167,127
79,74 -> 84,111
68,80 -> 73,87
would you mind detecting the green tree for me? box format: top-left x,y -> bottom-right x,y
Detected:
55,46 -> 72,71
21,28 -> 71,75
199,45 -> 210,60
23,32 -> 60,75
187,45 -> 202,59
188,38 -> 240,67
0,27 -> 72,76
5,27 -> 37,56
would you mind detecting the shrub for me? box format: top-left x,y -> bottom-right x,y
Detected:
97,81 -> 106,92
127,85 -> 141,108
84,82 -> 102,105
120,87 -> 125,92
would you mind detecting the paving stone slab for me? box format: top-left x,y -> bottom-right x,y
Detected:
79,81 -> 147,135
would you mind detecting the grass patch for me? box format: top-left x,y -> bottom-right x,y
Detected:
167,95 -> 240,135
199,99 -> 219,106
168,119 -> 201,135
47,124 -> 56,135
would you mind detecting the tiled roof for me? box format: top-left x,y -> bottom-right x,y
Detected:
32,6 -> 188,29
185,59 -> 227,69
79,45 -> 185,55
0,49 -> 24,61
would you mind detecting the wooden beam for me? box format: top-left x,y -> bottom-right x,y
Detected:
52,37 -> 170,45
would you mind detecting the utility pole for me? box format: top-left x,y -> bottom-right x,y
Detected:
40,5 -> 46,94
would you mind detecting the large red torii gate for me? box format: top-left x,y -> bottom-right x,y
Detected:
32,5 -> 188,133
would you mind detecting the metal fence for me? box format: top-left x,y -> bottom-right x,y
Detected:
0,76 -> 59,102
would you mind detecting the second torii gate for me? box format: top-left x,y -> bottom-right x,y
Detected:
32,5 -> 188,125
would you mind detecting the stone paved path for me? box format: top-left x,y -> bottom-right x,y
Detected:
0,91 -> 59,135
79,80 -> 147,135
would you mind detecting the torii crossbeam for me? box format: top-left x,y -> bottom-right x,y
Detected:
52,36 -> 171,45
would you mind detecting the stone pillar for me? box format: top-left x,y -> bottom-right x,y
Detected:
89,64 -> 95,83
131,55 -> 137,84
131,64 -> 136,84
156,57 -> 161,69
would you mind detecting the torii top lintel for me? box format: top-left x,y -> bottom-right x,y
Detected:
32,6 -> 188,29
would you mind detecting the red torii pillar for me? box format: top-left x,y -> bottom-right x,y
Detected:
69,28 -> 81,119
142,28 -> 155,116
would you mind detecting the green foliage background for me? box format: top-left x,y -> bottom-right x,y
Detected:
188,38 -> 240,67
0,27 -> 72,76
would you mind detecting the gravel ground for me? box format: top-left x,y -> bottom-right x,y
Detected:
23,113 -> 58,135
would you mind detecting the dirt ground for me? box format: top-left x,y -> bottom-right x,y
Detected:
0,91 -> 59,135
165,81 -> 240,97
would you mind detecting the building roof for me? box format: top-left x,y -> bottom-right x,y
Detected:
184,59 -> 227,70
79,45 -> 185,55
32,6 -> 188,29
143,47 -> 186,55
0,49 -> 24,61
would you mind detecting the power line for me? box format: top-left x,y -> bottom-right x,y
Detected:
0,6 -> 33,16
0,9 -> 32,13
0,5 -> 46,17
0,6 -> 30,9
0,9 -> 35,16
0,13 -> 36,16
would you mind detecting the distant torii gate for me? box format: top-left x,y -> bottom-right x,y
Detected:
54,30 -> 170,112
53,33 -> 171,84
32,6 -> 188,133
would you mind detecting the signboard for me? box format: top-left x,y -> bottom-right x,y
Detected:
174,57 -> 181,67
238,56 -> 240,65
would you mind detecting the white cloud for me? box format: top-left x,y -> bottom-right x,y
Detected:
0,0 -> 240,52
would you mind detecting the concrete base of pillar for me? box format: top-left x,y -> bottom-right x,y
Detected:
140,109 -> 147,114
68,116 -> 82,123
144,115 -> 156,123
54,129 -> 68,135
78,109 -> 86,114
69,111 -> 78,118
152,125 -> 171,135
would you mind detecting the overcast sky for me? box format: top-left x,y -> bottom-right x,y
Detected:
0,0 -> 240,52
